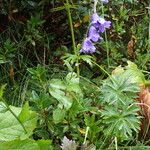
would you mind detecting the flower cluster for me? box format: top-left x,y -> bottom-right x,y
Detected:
60,136 -> 77,150
80,0 -> 111,53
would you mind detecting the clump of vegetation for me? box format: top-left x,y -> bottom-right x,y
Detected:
0,0 -> 150,149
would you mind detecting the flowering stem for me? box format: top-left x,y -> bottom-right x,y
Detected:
94,0 -> 98,13
101,2 -> 110,68
65,0 -> 80,77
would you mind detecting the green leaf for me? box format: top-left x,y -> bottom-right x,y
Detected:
49,79 -> 72,109
50,79 -> 66,90
0,102 -> 7,113
0,139 -> 53,150
112,61 -> 145,85
0,58 -> 8,64
0,103 -> 37,141
36,140 -> 54,150
49,73 -> 82,109
50,88 -> 72,109
18,102 -> 30,122
101,105 -> 140,140
101,74 -> 139,106
66,72 -> 82,96
124,61 -> 145,84
53,108 -> 65,124
80,55 -> 94,67
0,84 -> 7,98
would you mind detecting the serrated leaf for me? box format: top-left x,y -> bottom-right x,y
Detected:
80,55 -> 93,67
101,105 -> 140,140
124,61 -> 145,84
101,73 -> 140,106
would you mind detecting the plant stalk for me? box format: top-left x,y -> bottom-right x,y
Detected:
148,5 -> 150,54
65,0 -> 80,77
83,126 -> 89,144
101,2 -> 110,68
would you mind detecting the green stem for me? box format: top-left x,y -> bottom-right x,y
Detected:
65,0 -> 76,53
144,80 -> 150,86
148,6 -> 150,54
65,0 -> 80,77
92,61 -> 117,83
101,2 -> 110,68
80,75 -> 101,90
92,61 -> 111,77
83,126 -> 89,144
142,6 -> 150,66
1,98 -> 27,134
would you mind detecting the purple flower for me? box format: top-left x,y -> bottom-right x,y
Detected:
91,13 -> 111,33
80,38 -> 96,53
88,26 -> 103,42
60,136 -> 77,150
101,0 -> 109,3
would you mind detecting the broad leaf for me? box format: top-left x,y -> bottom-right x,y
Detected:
50,88 -> 72,109
53,108 -> 65,124
66,72 -> 82,97
49,73 -> 82,109
0,102 -> 37,141
0,139 -> 53,150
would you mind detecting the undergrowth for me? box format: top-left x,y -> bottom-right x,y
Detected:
0,0 -> 150,149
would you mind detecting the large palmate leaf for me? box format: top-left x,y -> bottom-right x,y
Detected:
100,61 -> 142,141
112,61 -> 145,84
101,74 -> 140,106
0,139 -> 53,150
0,102 -> 37,141
123,61 -> 145,84
101,105 -> 141,140
101,61 -> 143,106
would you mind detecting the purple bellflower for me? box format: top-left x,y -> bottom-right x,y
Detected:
101,0 -> 109,4
91,13 -> 111,33
80,1 -> 110,54
80,38 -> 96,53
88,26 -> 103,42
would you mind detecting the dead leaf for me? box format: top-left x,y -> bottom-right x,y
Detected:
127,38 -> 135,58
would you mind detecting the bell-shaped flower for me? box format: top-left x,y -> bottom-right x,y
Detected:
80,38 -> 96,53
91,13 -> 111,33
101,0 -> 109,4
88,26 -> 103,42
